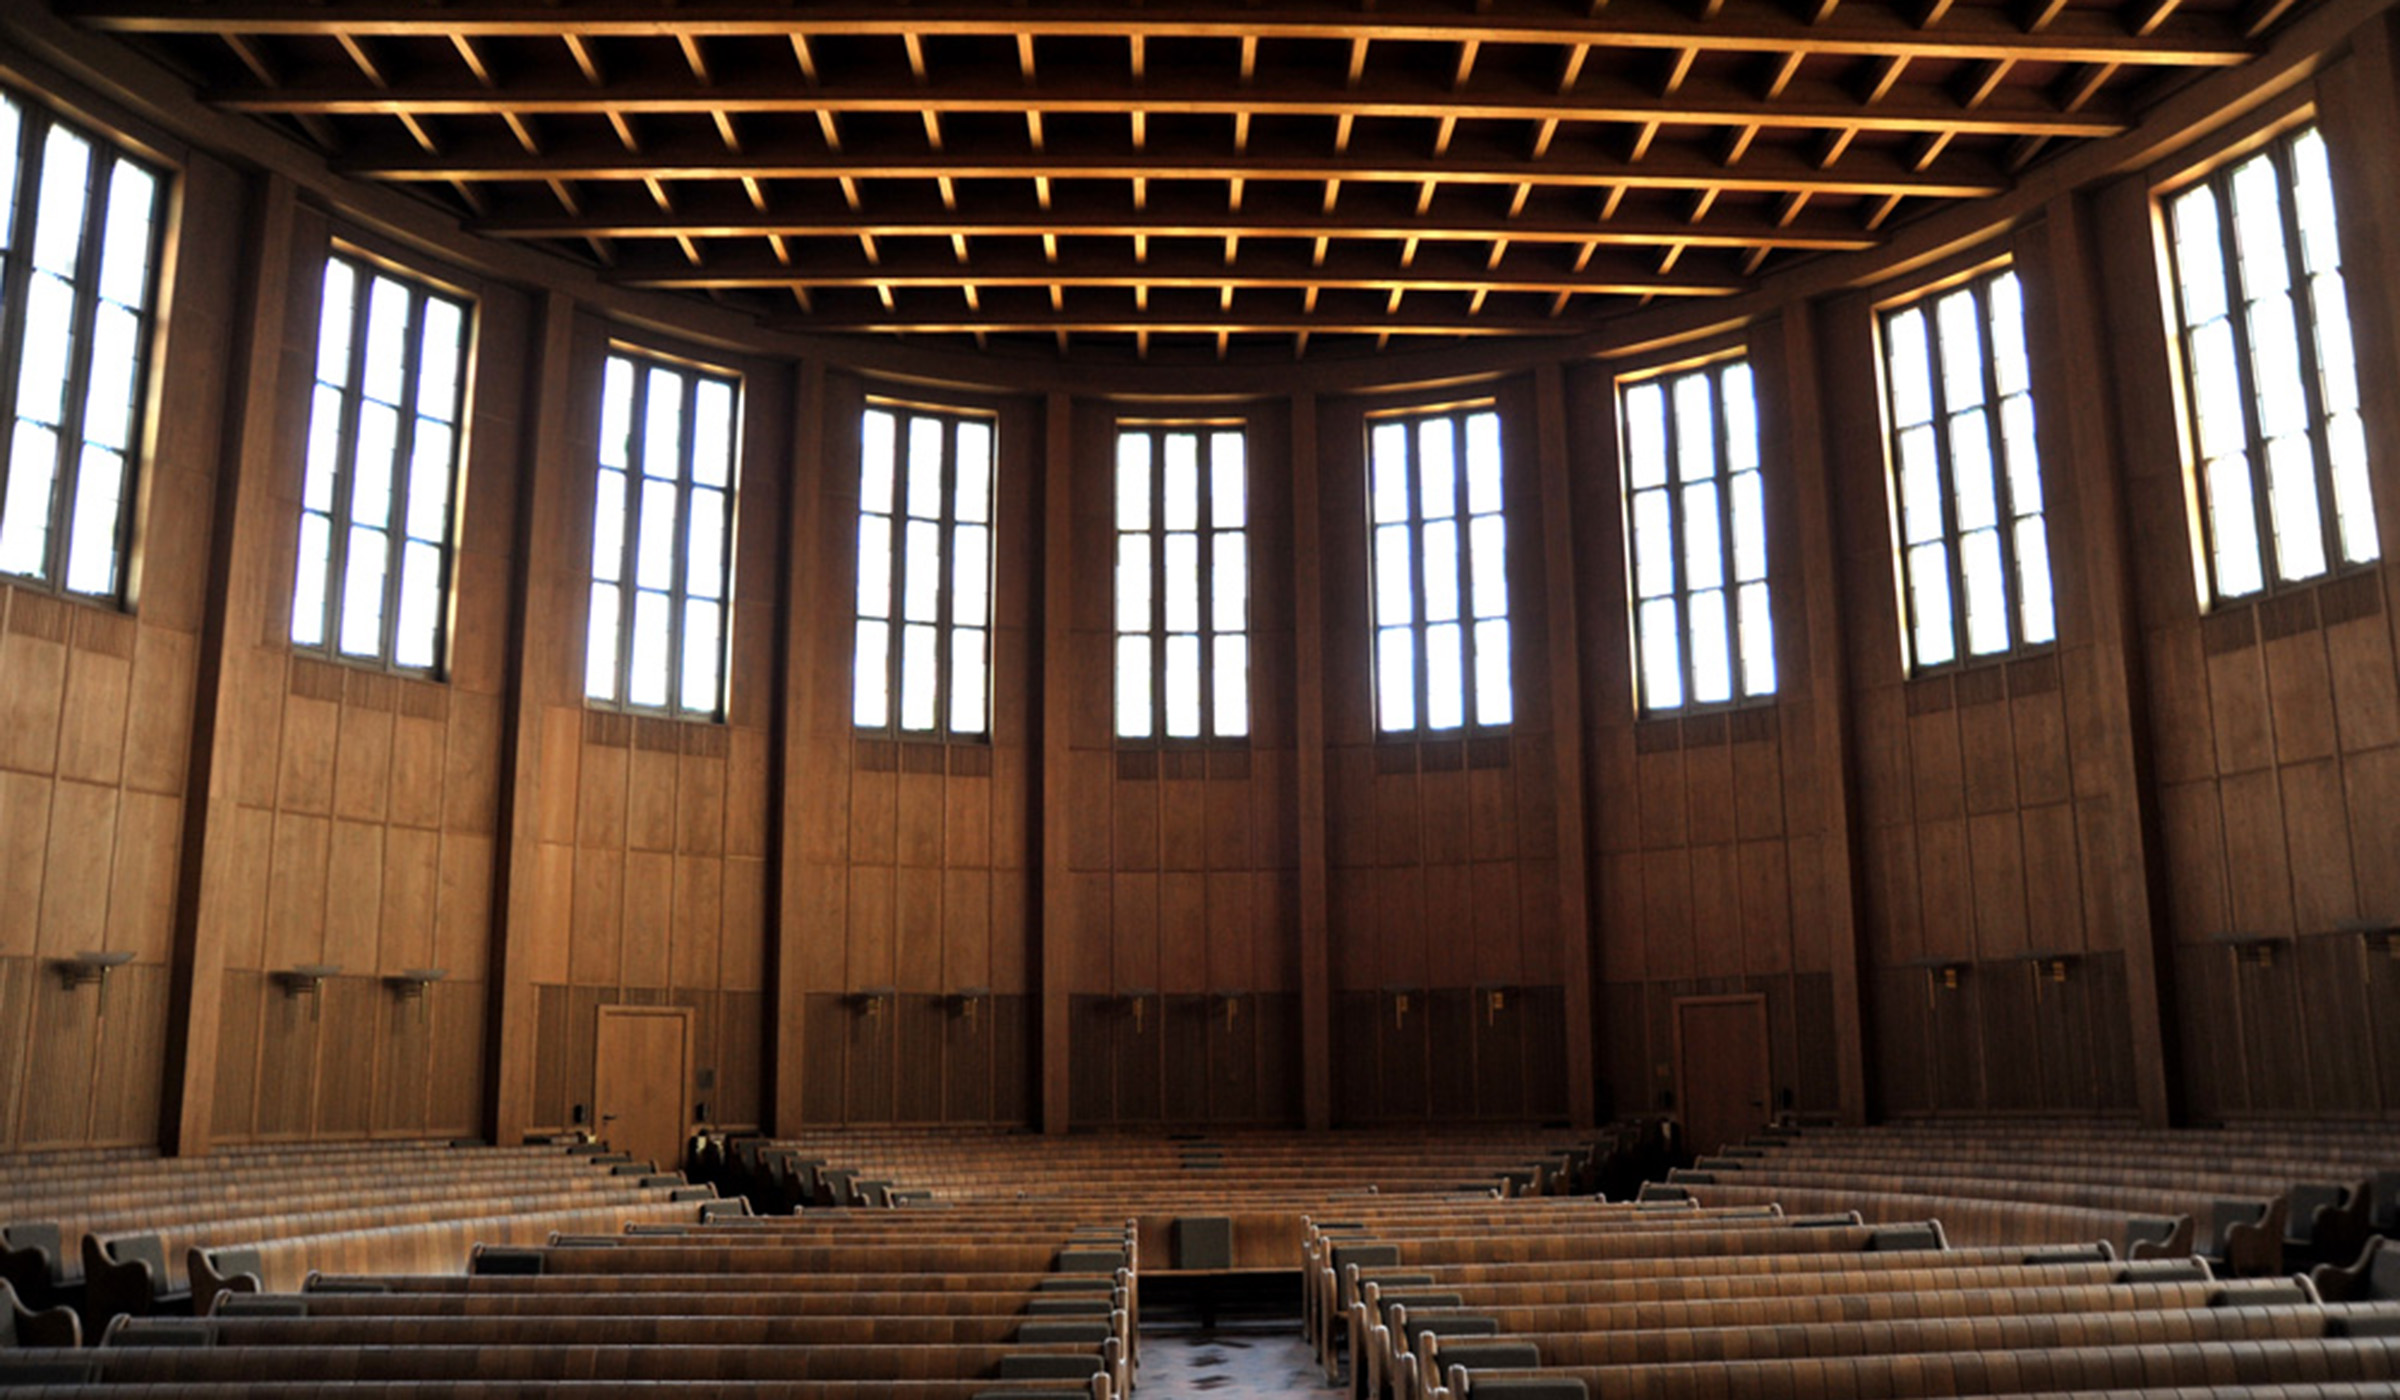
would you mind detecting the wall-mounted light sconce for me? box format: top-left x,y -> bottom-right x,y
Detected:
384,968 -> 447,1001
2344,921 -> 2400,964
946,987 -> 990,1022
1905,958 -> 1968,997
1213,989 -> 1245,1030
1476,984 -> 1514,1025
2213,932 -> 2286,970
1385,986 -> 1420,1029
54,950 -> 134,990
274,965 -> 341,998
847,987 -> 894,1019
2019,951 -> 2079,985
1116,988 -> 1155,1033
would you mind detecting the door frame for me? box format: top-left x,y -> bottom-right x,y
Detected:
1670,993 -> 1772,1153
593,1003 -> 692,1165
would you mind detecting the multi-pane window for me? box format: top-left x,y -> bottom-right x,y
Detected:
1368,407 -> 1511,733
852,404 -> 994,738
1881,269 -> 2056,670
2164,123 -> 2377,601
585,351 -> 738,719
1621,360 -> 1775,711
290,256 -> 470,670
0,91 -> 165,600
1115,424 -> 1248,741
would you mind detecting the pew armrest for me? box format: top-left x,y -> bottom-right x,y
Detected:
1,1276 -> 80,1348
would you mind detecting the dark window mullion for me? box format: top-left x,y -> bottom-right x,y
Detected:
2212,166 -> 2278,594
933,418 -> 957,739
1710,369 -> 1744,695
878,416 -> 902,736
320,263 -> 375,658
614,365 -> 648,709
1976,278 -> 2027,652
1197,433 -> 1216,739
1664,387 -> 1696,710
1922,312 -> 1971,665
379,286 -> 428,669
0,111 -> 42,519
664,374 -> 696,718
1150,429 -> 1167,744
1409,427 -> 1430,735
43,149 -> 111,592
2271,138 -> 2343,577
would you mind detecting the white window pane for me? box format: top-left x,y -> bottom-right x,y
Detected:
859,409 -> 896,513
1213,531 -> 1248,634
2015,518 -> 2056,645
2289,128 -> 2342,276
407,419 -> 454,542
2310,275 -> 2359,417
1721,364 -> 1758,473
1950,409 -> 1998,532
1624,383 -> 1669,489
599,357 -> 634,470
292,512 -> 333,646
1165,633 -> 1202,738
680,597 -> 721,715
1632,488 -> 1674,599
1682,481 -> 1723,591
1464,411 -> 1503,515
1417,418 -> 1456,520
628,591 -> 671,707
2263,434 -> 2327,581
2245,293 -> 2308,440
303,385 -> 345,513
315,261 -> 358,387
2328,412 -> 2379,564
950,627 -> 987,735
1989,272 -> 2030,398
2000,395 -> 2043,515
81,301 -> 140,451
2205,453 -> 2265,597
1163,432 -> 1200,532
1421,518 -> 1460,623
1886,308 -> 1932,430
1638,597 -> 1683,710
906,416 -> 945,518
1897,425 -> 1942,545
902,518 -> 941,622
691,378 -> 733,487
1425,621 -> 1465,729
1377,627 -> 1417,732
1729,471 -> 1767,584
1474,618 -> 1512,726
415,296 -> 463,423
1117,634 -> 1152,739
64,443 -> 123,595
1165,532 -> 1201,633
31,126 -> 91,277
2171,187 -> 2228,326
584,582 -> 620,700
1961,529 -> 2009,655
1469,514 -> 1507,620
1936,287 -> 1987,410
592,468 -> 627,582
1672,373 -> 1716,483
352,401 -> 398,529
1374,523 -> 1414,626
1370,422 -> 1411,524
856,514 -> 892,618
1,421 -> 59,577
1211,431 -> 1246,527
338,524 -> 389,657
362,276 -> 410,406
686,486 -> 726,600
953,421 -> 993,524
1116,532 -> 1151,633
1214,634 -> 1249,738
1738,581 -> 1777,696
899,622 -> 939,730
1689,588 -> 1732,704
642,368 -> 684,479
2187,320 -> 2247,462
1909,541 -> 1955,667
953,522 -> 990,628
16,274 -> 73,424
852,618 -> 890,726
95,161 -> 155,311
394,539 -> 442,670
1116,432 -> 1151,531
2229,154 -> 2292,301
636,477 -> 678,590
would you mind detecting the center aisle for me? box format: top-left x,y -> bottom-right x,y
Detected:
1139,1323 -> 1340,1398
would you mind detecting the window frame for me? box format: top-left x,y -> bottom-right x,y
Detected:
1365,400 -> 1513,737
584,344 -> 742,723
0,86 -> 169,605
851,399 -> 997,743
1113,418 -> 1250,746
1874,262 -> 2057,674
1616,351 -> 1777,715
2157,112 -> 2378,607
289,248 -> 474,675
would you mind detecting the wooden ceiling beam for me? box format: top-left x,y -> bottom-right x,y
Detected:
609,251 -> 1745,297
759,307 -> 1593,336
76,1 -> 2254,68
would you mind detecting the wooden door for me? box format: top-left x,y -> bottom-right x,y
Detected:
594,1005 -> 691,1172
1673,995 -> 1771,1159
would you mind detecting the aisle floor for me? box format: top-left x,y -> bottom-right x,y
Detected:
1135,1324 -> 1342,1397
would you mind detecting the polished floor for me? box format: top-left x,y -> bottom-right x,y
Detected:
1136,1324 -> 1341,1397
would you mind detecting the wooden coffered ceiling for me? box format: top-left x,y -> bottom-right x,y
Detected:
63,0 -> 2288,364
